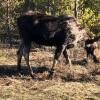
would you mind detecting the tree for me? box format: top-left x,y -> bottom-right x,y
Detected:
0,0 -> 99,46
78,0 -> 100,35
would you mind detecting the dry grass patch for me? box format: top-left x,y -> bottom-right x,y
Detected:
0,48 -> 100,100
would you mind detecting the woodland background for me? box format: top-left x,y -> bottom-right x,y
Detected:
0,0 -> 99,47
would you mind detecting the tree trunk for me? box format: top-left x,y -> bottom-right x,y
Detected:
7,0 -> 12,47
74,0 -> 77,18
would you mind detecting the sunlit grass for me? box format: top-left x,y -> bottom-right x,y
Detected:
0,48 -> 100,100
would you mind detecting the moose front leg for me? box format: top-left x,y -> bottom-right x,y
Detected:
66,49 -> 72,67
63,49 -> 72,67
63,48 -> 69,64
48,45 -> 66,79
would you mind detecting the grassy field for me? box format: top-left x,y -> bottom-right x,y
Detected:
0,48 -> 100,100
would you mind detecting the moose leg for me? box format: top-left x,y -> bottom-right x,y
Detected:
17,41 -> 24,71
86,52 -> 90,63
92,52 -> 99,63
66,49 -> 72,67
63,48 -> 69,64
23,44 -> 34,77
48,45 -> 66,78
85,47 -> 91,63
63,49 -> 72,73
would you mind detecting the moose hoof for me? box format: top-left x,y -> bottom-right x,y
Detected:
30,73 -> 35,79
47,70 -> 54,80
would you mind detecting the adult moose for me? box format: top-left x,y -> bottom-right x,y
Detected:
17,11 -> 87,78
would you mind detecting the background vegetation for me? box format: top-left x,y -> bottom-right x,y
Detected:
0,0 -> 99,46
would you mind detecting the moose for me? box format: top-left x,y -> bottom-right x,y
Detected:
84,35 -> 100,63
17,11 -> 88,78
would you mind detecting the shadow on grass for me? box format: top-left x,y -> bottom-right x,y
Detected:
72,58 -> 88,66
72,58 -> 100,66
0,63 -> 99,83
0,65 -> 50,77
61,74 -> 92,82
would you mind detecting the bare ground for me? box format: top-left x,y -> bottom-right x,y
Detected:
0,48 -> 100,100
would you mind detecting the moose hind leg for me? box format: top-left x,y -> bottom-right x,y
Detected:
17,41 -> 23,71
23,44 -> 34,77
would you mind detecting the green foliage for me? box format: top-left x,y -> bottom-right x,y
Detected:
78,0 -> 100,34
0,0 -> 99,35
